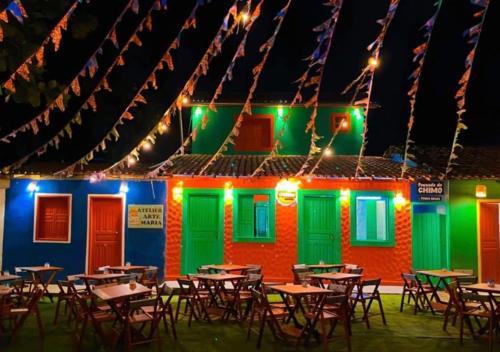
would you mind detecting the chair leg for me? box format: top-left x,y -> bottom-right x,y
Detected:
246,305 -> 256,341
399,290 -> 406,312
54,296 -> 62,324
377,297 -> 387,325
361,299 -> 370,329
35,306 -> 44,337
459,315 -> 464,345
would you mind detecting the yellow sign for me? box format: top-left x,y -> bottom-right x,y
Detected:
128,205 -> 164,229
276,179 -> 299,206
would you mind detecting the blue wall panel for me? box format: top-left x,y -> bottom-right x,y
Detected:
2,179 -> 167,279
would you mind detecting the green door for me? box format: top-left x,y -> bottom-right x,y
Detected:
412,204 -> 447,270
298,191 -> 341,264
181,190 -> 224,274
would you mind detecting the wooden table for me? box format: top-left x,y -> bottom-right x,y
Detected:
194,274 -> 246,310
77,273 -> 129,292
307,264 -> 345,273
0,274 -> 21,283
0,285 -> 12,296
205,264 -> 250,273
271,284 -> 332,326
20,266 -> 63,301
463,283 -> 500,294
416,270 -> 471,304
310,273 -> 362,287
108,265 -> 148,273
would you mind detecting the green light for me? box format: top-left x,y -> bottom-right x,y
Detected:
194,106 -> 203,118
277,106 -> 284,118
353,108 -> 363,120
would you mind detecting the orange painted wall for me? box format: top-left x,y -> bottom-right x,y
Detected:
165,177 -> 412,285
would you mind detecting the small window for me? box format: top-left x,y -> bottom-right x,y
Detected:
330,112 -> 351,133
233,190 -> 275,243
350,192 -> 394,247
234,114 -> 274,152
34,194 -> 72,243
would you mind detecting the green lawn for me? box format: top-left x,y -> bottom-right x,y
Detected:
0,294 -> 495,351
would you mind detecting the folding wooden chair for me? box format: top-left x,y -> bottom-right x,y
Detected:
400,273 -> 434,314
459,292 -> 498,352
176,278 -> 211,326
125,297 -> 161,351
9,287 -> 44,343
140,267 -> 159,290
350,278 -> 386,328
141,283 -> 177,340
304,294 -> 352,352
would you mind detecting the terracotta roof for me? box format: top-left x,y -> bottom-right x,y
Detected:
385,146 -> 500,180
159,154 -> 431,179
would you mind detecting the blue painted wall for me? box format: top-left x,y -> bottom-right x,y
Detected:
2,179 -> 167,279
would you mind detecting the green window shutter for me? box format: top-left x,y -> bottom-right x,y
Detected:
238,195 -> 254,237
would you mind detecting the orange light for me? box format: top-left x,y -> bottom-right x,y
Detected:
340,189 -> 350,203
127,156 -> 136,166
475,184 -> 487,198
368,57 -> 379,69
142,141 -> 152,151
182,96 -> 189,105
158,122 -> 168,133
173,181 -> 184,203
241,12 -> 249,23
393,191 -> 407,210
224,182 -> 233,204
341,120 -> 349,129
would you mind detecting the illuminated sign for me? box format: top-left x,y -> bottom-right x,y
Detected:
275,179 -> 299,206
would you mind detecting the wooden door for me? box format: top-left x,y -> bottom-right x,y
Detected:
88,197 -> 123,274
181,191 -> 223,274
480,203 -> 500,282
412,204 -> 447,270
298,192 -> 340,264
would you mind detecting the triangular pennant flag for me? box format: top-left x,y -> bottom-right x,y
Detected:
70,78 -> 81,96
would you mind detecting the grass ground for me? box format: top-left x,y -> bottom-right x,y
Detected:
0,294 -> 496,351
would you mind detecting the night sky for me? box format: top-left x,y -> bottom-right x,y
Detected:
0,0 -> 499,171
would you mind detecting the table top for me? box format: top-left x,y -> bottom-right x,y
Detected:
463,283 -> 500,294
416,270 -> 471,278
0,285 -> 12,296
93,283 -> 151,301
19,266 -> 63,272
108,265 -> 148,271
0,274 -> 21,282
194,274 -> 246,282
271,284 -> 332,296
310,273 -> 362,281
307,264 -> 345,269
77,273 -> 129,281
206,264 -> 249,272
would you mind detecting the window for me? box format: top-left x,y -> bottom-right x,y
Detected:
350,192 -> 394,247
330,112 -> 351,133
34,194 -> 72,243
233,190 -> 275,243
234,114 -> 274,152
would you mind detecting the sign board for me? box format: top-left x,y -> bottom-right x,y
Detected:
275,179 -> 299,206
127,205 -> 163,229
411,181 -> 447,202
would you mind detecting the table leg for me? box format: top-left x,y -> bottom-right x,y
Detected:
278,292 -> 300,327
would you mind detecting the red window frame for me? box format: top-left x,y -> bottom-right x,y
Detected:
234,114 -> 274,152
34,194 -> 72,243
330,112 -> 351,133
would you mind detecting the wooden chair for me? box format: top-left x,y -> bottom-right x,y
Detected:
248,287 -> 304,349
350,278 -> 386,328
347,267 -> 363,275
304,294 -> 352,352
140,267 -> 159,290
459,292 -> 498,352
141,283 -> 177,340
176,278 -> 211,326
7,279 -> 26,307
8,287 -> 44,343
400,273 -> 435,314
442,281 -> 482,332
125,297 -> 161,351
221,278 -> 259,322
54,279 -> 75,324
72,292 -> 116,351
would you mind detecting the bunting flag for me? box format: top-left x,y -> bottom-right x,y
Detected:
0,1 -> 82,95
445,0 -> 490,177
51,1 -> 204,177
1,0 -> 167,174
293,0 -> 343,178
400,0 -> 443,178
0,0 -> 150,142
103,1 -> 250,178
0,0 -> 28,42
347,0 -> 400,178
197,0 -> 291,177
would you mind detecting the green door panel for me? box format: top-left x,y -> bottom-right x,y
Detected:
412,205 -> 447,270
181,190 -> 224,274
298,191 -> 341,264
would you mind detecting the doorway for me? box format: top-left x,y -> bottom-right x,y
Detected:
412,204 -> 447,270
479,202 -> 500,282
181,190 -> 224,274
87,196 -> 124,274
298,191 -> 341,264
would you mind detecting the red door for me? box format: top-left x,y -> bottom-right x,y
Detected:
88,197 -> 123,274
480,203 -> 500,282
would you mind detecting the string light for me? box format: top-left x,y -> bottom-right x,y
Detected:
89,174 -> 98,183
341,120 -> 349,130
119,181 -> 129,194
353,108 -> 363,120
27,181 -> 39,192
158,122 -> 168,133
324,148 -> 333,157
127,156 -> 137,166
194,106 -> 203,118
182,96 -> 189,105
142,141 -> 152,151
368,57 -> 379,69
241,12 -> 249,24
